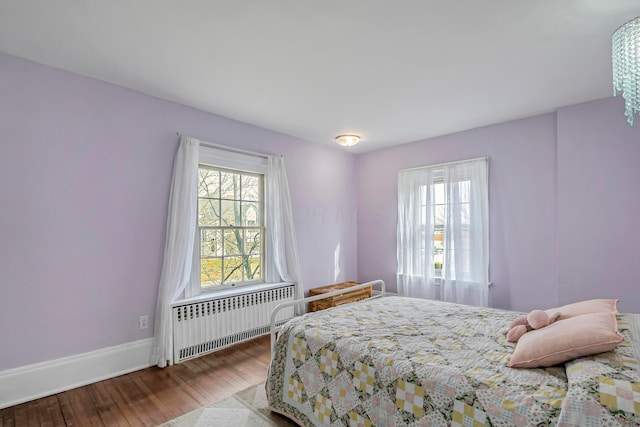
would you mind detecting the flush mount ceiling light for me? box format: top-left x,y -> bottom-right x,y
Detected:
335,134 -> 360,147
612,16 -> 640,126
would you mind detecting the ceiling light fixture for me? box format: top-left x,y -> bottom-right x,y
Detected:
612,16 -> 640,126
335,134 -> 360,147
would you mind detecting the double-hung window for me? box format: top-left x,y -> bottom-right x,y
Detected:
197,166 -> 264,290
189,146 -> 269,296
423,169 -> 474,278
429,169 -> 446,275
397,157 -> 489,306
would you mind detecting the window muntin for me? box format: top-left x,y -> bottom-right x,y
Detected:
197,165 -> 264,292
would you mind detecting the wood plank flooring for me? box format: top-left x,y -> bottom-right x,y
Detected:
0,335 -> 272,427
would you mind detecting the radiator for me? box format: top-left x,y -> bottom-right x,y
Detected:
172,283 -> 295,363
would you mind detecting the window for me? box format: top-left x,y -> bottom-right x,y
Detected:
429,177 -> 445,275
190,146 -> 269,296
397,157 -> 488,306
421,170 -> 472,277
197,166 -> 264,291
154,136 -> 303,366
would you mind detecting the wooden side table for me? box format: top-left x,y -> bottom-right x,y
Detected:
308,281 -> 372,312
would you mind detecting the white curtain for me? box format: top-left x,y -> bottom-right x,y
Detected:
151,136 -> 199,367
397,168 -> 436,300
397,158 -> 489,307
266,156 -> 304,315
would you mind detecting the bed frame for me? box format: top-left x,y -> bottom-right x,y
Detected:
269,279 -> 386,352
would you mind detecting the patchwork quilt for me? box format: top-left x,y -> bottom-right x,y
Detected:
266,296 -> 640,426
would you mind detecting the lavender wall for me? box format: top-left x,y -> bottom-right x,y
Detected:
356,114 -> 558,311
557,98 -> 640,313
2,50 -> 638,375
357,99 -> 640,313
0,53 -> 357,371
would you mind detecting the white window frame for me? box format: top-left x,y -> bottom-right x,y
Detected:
422,169 -> 473,279
187,146 -> 274,298
429,173 -> 445,278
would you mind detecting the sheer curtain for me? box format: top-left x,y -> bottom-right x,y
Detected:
397,158 -> 489,307
397,168 -> 436,299
151,136 -> 200,367
266,156 -> 304,315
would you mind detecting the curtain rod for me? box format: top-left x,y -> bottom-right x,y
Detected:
176,132 -> 270,160
400,156 -> 488,172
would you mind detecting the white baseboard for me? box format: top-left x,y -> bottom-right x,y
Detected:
0,338 -> 154,409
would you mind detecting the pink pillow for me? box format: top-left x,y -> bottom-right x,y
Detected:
508,312 -> 623,368
545,299 -> 619,320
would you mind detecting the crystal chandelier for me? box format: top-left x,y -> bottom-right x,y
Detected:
612,16 -> 640,126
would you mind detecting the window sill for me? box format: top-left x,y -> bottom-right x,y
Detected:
173,281 -> 293,307
432,278 -> 493,287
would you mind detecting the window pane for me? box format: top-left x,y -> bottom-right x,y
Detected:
198,168 -> 219,198
224,229 -> 241,255
433,182 -> 445,205
434,225 -> 444,271
221,200 -> 240,226
242,175 -> 260,201
201,257 -> 222,286
220,171 -> 240,200
198,198 -> 220,226
200,228 -> 222,257
245,229 -> 261,254
223,256 -> 243,282
245,255 -> 261,280
434,205 -> 445,226
242,202 -> 260,226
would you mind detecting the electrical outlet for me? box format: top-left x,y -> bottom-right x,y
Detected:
139,315 -> 149,330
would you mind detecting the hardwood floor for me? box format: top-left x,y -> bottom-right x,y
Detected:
0,335 -> 272,427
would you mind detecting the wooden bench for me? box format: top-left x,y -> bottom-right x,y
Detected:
308,281 -> 372,312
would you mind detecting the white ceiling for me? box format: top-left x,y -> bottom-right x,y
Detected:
1,1 -> 639,153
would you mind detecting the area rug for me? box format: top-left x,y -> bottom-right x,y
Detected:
158,383 -> 297,426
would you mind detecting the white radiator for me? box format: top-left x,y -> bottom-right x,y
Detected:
172,283 -> 295,363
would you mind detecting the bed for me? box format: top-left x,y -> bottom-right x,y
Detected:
266,281 -> 640,426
